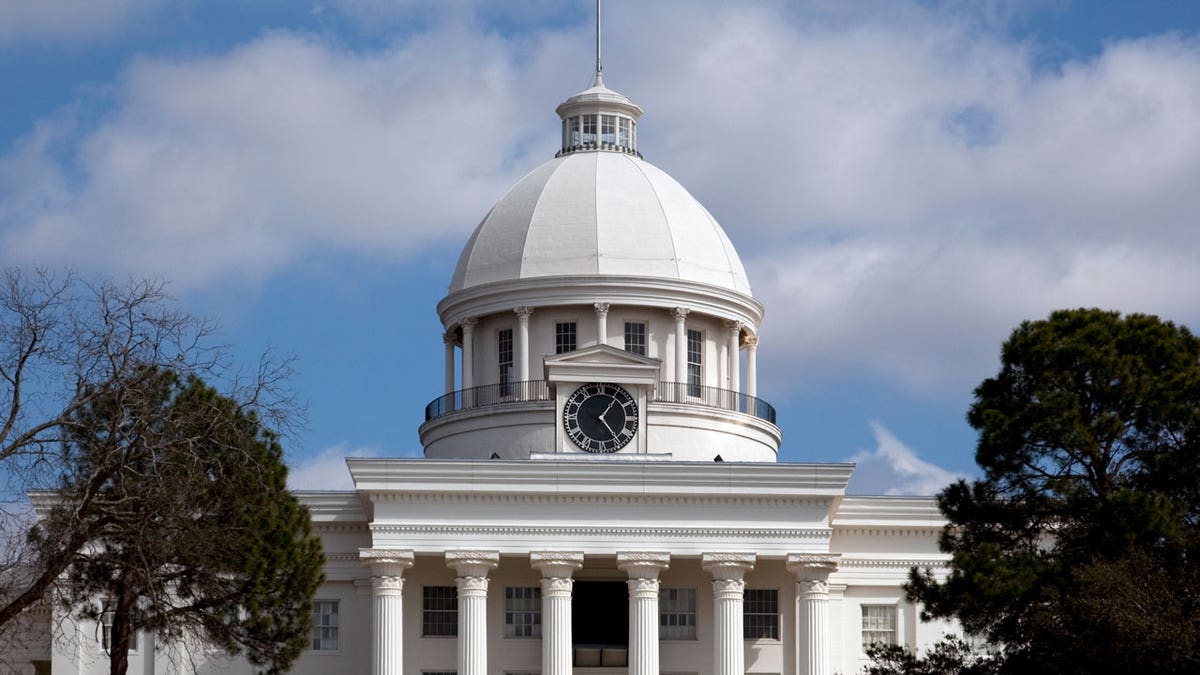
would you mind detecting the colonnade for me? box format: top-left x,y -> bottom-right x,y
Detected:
359,549 -> 838,675
441,304 -> 762,398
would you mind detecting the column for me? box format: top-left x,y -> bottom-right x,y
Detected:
531,551 -> 584,675
594,302 -> 610,346
461,318 -> 477,393
745,334 -> 759,399
446,551 -> 499,675
702,553 -> 756,675
727,320 -> 742,395
617,552 -> 670,675
360,549 -> 415,675
787,554 -> 840,675
443,331 -> 457,395
515,307 -> 533,383
672,307 -> 689,388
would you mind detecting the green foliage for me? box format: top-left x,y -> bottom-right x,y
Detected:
32,367 -> 323,675
906,309 -> 1200,675
865,636 -> 1000,675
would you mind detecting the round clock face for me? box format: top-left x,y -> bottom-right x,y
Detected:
562,383 -> 639,453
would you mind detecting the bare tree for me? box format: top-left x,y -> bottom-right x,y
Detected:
0,267 -> 310,669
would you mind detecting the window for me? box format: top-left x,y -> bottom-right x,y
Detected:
686,329 -> 703,396
498,328 -> 513,395
100,606 -> 138,653
555,322 -> 577,354
311,600 -> 339,651
505,587 -> 541,638
618,117 -> 630,147
582,115 -> 597,144
659,588 -> 697,640
601,115 -> 616,144
861,605 -> 896,650
624,322 -> 647,356
568,116 -> 580,146
423,586 -> 458,637
743,589 -> 779,640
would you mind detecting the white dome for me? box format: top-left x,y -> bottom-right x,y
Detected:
450,152 -> 753,295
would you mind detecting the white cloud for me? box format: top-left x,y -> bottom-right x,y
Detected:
0,0 -> 161,44
845,421 -> 965,496
287,443 -> 380,491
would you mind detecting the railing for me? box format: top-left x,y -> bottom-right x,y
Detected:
424,379 -> 777,426
654,380 -> 776,425
424,379 -> 551,421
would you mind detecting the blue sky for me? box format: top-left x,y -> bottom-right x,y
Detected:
2,0 -> 1198,494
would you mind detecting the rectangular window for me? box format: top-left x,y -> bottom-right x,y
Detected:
582,115 -> 597,144
498,328 -> 513,395
618,117 -> 630,147
624,322 -> 647,356
100,607 -> 138,653
861,605 -> 897,650
601,115 -> 616,144
744,589 -> 779,640
555,322 -> 577,354
423,586 -> 458,637
569,116 -> 581,146
686,328 -> 703,396
505,587 -> 542,638
659,588 -> 697,640
310,600 -> 339,651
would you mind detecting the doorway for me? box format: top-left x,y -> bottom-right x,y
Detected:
572,580 -> 629,667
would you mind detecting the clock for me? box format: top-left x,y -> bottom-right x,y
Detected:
562,383 -> 639,453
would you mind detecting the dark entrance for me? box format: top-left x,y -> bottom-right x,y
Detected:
572,580 -> 629,667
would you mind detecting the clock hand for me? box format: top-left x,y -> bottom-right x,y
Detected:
599,400 -> 618,438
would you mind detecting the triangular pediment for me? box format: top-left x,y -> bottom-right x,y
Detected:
543,344 -> 661,386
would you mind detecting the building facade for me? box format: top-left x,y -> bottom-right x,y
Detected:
19,68 -> 956,675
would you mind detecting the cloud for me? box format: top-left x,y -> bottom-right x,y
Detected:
845,421 -> 966,496
287,443 -> 380,491
0,0 -> 161,45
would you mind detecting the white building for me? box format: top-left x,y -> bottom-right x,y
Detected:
19,58 -> 956,675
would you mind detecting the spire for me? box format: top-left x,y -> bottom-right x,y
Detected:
594,0 -> 604,87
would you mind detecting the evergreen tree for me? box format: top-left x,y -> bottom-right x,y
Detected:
907,308 -> 1200,675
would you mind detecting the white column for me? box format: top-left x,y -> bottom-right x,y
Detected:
594,302 -> 610,346
461,318 -> 477,393
787,554 -> 841,675
727,321 -> 742,394
702,553 -> 756,675
515,307 -> 533,383
745,334 -> 759,398
617,552 -> 670,675
447,551 -> 499,675
360,549 -> 415,675
531,551 -> 584,675
443,331 -> 457,395
672,307 -> 689,387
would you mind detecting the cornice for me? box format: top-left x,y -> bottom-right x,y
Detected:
837,556 -> 950,570
368,492 -> 831,508
834,527 -> 941,538
832,496 -> 946,528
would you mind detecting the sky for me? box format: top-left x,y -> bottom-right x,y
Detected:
1,0 -> 1198,496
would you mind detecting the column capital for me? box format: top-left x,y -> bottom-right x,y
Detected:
461,317 -> 478,330
744,333 -> 759,348
671,306 -> 690,321
531,551 -> 584,578
593,302 -> 611,315
515,306 -> 534,319
616,551 -> 670,579
626,576 -> 661,599
443,330 -> 459,346
725,319 -> 743,334
786,553 -> 840,580
702,552 -> 756,580
360,548 -> 415,577
446,550 -> 499,577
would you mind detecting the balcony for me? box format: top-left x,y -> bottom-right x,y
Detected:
424,379 -> 775,425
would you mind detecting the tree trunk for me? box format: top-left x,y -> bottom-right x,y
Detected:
109,577 -> 135,675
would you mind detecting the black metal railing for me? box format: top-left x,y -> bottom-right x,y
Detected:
424,378 -> 776,425
424,379 -> 552,421
653,380 -> 777,424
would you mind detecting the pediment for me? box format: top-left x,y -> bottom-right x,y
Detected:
543,344 -> 661,386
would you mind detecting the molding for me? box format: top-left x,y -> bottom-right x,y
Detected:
368,492 -> 832,508
836,557 -> 949,570
371,524 -> 831,541
787,552 -> 841,580
834,527 -> 942,538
